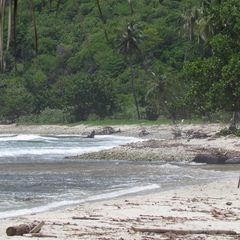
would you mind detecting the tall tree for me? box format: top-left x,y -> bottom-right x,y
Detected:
116,21 -> 144,119
145,62 -> 179,123
178,6 -> 202,61
182,0 -> 240,125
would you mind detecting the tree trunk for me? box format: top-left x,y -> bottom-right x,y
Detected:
6,222 -> 39,236
130,59 -> 140,120
232,111 -> 237,126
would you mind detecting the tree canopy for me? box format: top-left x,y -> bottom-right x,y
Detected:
0,0 -> 239,124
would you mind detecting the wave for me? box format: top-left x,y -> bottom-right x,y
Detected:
0,183 -> 160,219
0,134 -> 140,158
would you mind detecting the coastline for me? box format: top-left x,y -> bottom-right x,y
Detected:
1,123 -> 239,162
0,123 -> 240,239
1,178 -> 239,239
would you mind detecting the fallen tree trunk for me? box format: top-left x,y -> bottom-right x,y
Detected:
6,222 -> 40,236
132,227 -> 237,235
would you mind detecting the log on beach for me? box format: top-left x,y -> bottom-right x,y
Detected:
132,227 -> 238,235
6,221 -> 43,236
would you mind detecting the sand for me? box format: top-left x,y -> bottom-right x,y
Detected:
1,179 -> 240,239
0,123 -> 240,239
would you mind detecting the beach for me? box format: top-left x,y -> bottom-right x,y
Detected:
1,179 -> 239,239
0,123 -> 240,239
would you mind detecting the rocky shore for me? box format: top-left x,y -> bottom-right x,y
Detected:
1,123 -> 240,162
71,123 -> 240,162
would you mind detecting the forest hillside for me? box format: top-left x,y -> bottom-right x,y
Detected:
0,0 -> 239,125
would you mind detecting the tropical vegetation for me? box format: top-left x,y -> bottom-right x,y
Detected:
0,0 -> 239,125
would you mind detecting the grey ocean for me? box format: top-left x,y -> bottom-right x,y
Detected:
0,134 -> 239,219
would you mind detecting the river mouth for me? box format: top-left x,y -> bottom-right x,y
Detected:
0,134 -> 239,219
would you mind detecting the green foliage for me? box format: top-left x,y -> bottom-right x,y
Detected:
2,0 -> 238,124
0,77 -> 33,121
218,127 -> 240,138
54,73 -> 118,122
18,108 -> 67,124
182,0 -> 240,118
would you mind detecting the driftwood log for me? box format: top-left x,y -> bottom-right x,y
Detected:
132,227 -> 237,235
6,221 -> 41,236
86,130 -> 95,138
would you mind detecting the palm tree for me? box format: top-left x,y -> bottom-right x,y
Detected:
116,21 -> 144,119
0,0 -> 13,72
178,6 -> 202,61
145,63 -> 179,124
0,0 -> 108,73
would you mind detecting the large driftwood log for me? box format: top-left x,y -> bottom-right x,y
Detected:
132,227 -> 237,235
6,222 -> 40,236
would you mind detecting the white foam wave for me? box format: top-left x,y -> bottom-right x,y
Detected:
0,199 -> 86,219
0,134 -> 141,158
87,184 -> 160,201
0,184 -> 160,219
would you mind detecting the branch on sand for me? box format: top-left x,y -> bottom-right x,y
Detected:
132,227 -> 238,235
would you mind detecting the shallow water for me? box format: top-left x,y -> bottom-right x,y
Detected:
0,134 -> 239,219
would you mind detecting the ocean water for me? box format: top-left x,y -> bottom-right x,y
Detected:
0,133 -> 239,219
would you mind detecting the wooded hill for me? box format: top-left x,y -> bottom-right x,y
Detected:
0,0 -> 239,124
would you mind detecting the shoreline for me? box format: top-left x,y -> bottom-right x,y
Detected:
1,178 -> 239,239
0,123 -> 240,239
1,123 -> 240,162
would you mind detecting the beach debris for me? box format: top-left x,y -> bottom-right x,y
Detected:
139,129 -> 149,137
82,126 -> 121,138
95,126 -> 121,135
86,130 -> 95,138
132,227 -> 238,235
184,129 -> 210,140
238,176 -> 240,188
29,220 -> 45,233
6,220 -> 58,238
6,221 -> 43,236
171,126 -> 182,138
72,216 -> 100,220
23,232 -> 57,238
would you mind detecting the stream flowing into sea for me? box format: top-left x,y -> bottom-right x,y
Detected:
0,133 -> 239,219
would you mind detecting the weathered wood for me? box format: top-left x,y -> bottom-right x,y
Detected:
87,130 -> 95,138
6,222 -> 39,236
72,216 -> 100,220
238,176 -> 240,188
23,233 -> 57,238
132,227 -> 237,235
29,220 -> 44,233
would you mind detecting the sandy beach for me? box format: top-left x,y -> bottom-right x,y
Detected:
0,123 -> 240,239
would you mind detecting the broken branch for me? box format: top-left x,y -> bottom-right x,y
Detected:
132,227 -> 237,235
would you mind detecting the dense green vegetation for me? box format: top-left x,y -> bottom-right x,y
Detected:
0,0 -> 239,124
